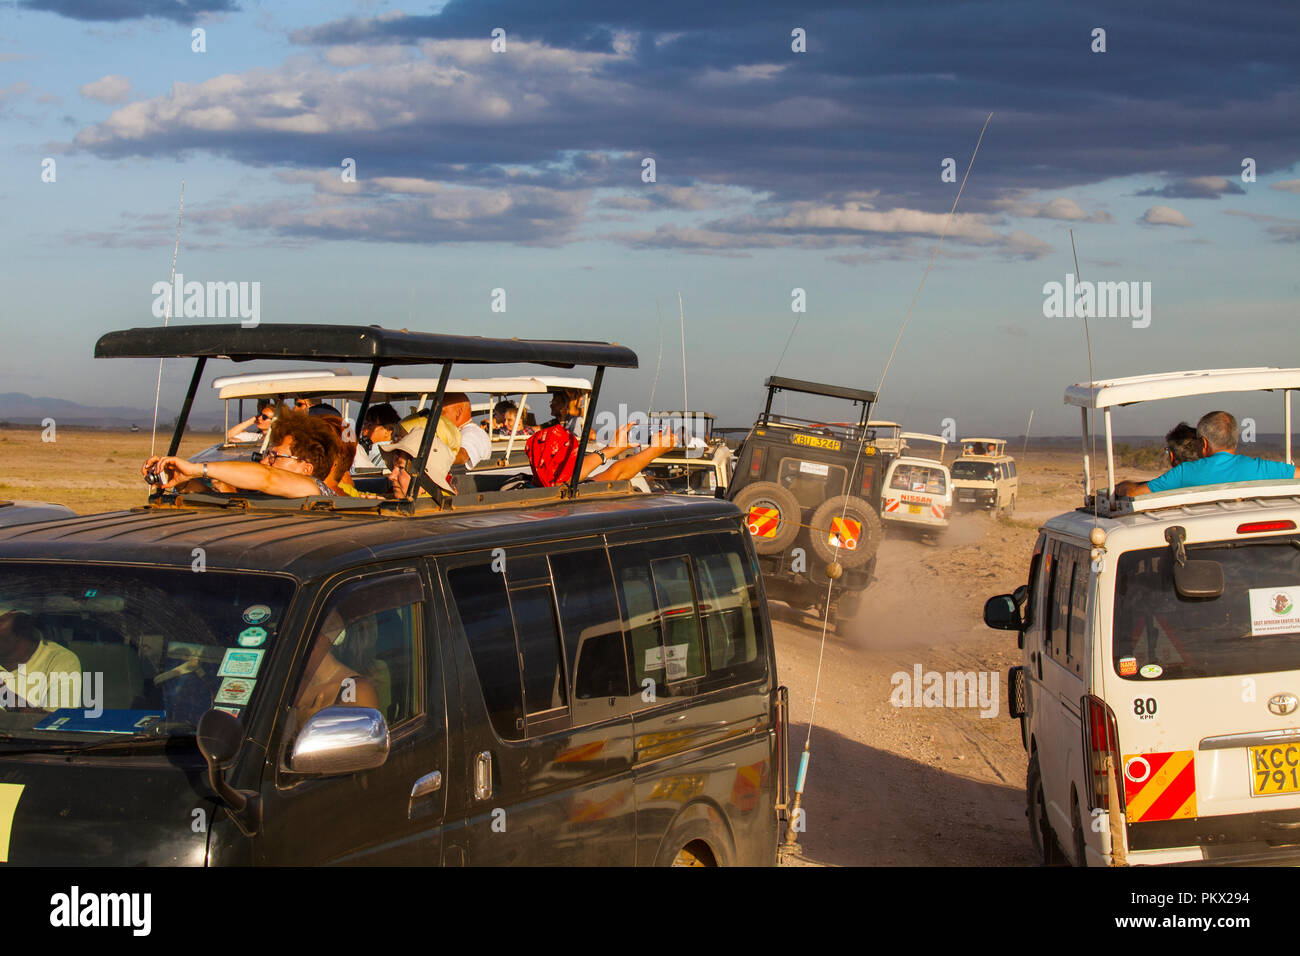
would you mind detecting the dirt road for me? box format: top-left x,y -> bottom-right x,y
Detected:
773,509 -> 1050,866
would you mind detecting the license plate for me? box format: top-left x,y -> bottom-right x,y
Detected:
1250,744 -> 1300,796
908,504 -> 922,514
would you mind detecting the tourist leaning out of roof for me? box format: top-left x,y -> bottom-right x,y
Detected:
528,418 -> 677,487
225,399 -> 276,443
1115,410 -> 1296,497
142,409 -> 343,497
356,403 -> 403,470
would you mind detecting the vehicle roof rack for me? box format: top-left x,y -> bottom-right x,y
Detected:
98,323 -> 636,510
1064,367 -> 1297,507
763,375 -> 877,404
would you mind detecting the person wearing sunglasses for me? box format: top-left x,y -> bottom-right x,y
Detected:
143,409 -> 343,498
225,400 -> 277,443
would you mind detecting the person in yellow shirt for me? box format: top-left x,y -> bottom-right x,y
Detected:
0,611 -> 82,711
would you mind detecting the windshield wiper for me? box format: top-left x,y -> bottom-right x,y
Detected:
0,730 -> 193,757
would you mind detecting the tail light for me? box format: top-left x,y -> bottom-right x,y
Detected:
749,447 -> 765,478
860,465 -> 875,495
1237,520 -> 1296,534
1081,694 -> 1123,812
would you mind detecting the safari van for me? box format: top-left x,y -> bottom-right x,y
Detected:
880,432 -> 951,533
0,324 -> 786,866
951,437 -> 1018,515
986,368 -> 1300,866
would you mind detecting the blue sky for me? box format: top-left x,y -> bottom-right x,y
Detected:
2,0 -> 1298,436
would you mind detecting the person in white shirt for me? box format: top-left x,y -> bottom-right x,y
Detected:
442,393 -> 491,467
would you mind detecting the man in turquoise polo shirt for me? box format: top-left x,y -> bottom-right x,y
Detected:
1115,410 -> 1296,496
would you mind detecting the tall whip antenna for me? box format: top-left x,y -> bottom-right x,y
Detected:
786,113 -> 993,859
647,298 -> 665,431
1070,228 -> 1102,520
150,180 -> 185,457
678,292 -> 688,422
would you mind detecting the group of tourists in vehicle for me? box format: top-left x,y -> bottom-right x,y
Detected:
144,385 -> 680,499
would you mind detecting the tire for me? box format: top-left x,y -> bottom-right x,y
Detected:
734,482 -> 801,554
808,496 -> 881,569
1006,494 -> 1016,516
1027,751 -> 1067,866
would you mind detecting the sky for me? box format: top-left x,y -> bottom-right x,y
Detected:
1,0 -> 1298,437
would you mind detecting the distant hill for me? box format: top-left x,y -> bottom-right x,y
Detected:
0,393 -> 223,429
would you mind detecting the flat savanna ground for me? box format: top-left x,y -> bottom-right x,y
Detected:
2,429 -> 1129,866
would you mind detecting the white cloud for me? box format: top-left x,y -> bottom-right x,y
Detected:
991,196 -> 1112,223
1140,205 -> 1193,228
1270,179 -> 1300,194
79,74 -> 132,105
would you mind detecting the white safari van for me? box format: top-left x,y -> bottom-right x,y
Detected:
881,433 -> 951,532
986,368 -> 1300,865
951,437 -> 1018,514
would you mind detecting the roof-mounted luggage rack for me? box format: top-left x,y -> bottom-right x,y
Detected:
1064,367 -> 1300,514
758,375 -> 878,432
96,323 -> 637,513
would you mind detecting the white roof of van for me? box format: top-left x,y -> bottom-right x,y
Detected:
215,374 -> 590,401
1065,368 -> 1300,409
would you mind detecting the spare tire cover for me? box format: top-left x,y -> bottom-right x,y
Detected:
808,496 -> 881,568
733,481 -> 802,554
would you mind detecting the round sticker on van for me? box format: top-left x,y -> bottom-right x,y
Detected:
242,604 -> 271,625
238,626 -> 267,647
1140,664 -> 1163,679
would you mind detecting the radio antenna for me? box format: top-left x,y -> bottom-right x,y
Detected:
150,180 -> 185,458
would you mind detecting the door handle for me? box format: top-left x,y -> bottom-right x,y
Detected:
474,751 -> 493,801
410,770 -> 442,799
409,770 -> 441,819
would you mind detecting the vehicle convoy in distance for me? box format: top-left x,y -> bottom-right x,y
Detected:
726,375 -> 892,632
950,437 -> 1018,515
986,367 -> 1300,866
0,323 -> 788,866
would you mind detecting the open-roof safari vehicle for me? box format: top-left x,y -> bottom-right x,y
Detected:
0,324 -> 788,866
639,410 -> 736,497
985,367 -> 1300,866
880,432 -> 952,535
951,436 -> 1018,515
726,375 -> 893,633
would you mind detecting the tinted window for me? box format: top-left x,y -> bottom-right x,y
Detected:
509,585 -> 566,714
1112,536 -> 1300,680
952,461 -> 996,481
691,534 -> 765,684
778,458 -> 847,508
611,547 -> 706,699
447,563 -> 523,740
549,549 -> 630,702
298,572 -> 423,729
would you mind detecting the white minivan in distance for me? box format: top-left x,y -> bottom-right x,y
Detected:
986,368 -> 1300,866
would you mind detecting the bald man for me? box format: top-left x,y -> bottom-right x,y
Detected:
441,392 -> 491,467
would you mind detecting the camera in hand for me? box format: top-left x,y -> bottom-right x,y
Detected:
145,465 -> 169,486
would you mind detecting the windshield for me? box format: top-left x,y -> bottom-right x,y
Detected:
0,563 -> 294,742
952,461 -> 997,481
1112,536 -> 1300,680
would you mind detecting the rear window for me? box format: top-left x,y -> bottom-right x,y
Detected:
889,464 -> 946,494
1112,536 -> 1300,680
778,457 -> 846,509
0,563 -> 294,740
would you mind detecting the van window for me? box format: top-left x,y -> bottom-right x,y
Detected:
1009,461 -> 1017,478
549,549 -> 630,704
1047,546 -> 1070,661
447,563 -> 524,740
295,571 -> 424,729
890,465 -> 945,494
508,584 -> 567,716
691,533 -> 765,684
952,461 -> 996,481
1066,557 -> 1088,668
1112,536 -> 1300,680
610,547 -> 706,699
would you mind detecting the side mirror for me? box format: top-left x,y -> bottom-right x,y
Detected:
984,594 -> 1022,631
289,706 -> 390,775
197,708 -> 261,836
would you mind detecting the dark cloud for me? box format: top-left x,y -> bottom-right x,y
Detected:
18,0 -> 238,23
64,0 -> 1300,250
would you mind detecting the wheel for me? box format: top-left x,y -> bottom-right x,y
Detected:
1027,751 -> 1067,866
671,845 -> 710,867
808,496 -> 881,569
733,481 -> 802,555
1006,494 -> 1016,516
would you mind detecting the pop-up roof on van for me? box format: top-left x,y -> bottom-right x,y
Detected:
1064,367 -> 1300,512
96,324 -> 636,508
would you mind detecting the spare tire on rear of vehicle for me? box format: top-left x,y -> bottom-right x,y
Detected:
734,481 -> 801,554
808,496 -> 881,569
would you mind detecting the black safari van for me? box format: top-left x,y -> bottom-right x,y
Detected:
0,325 -> 784,866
